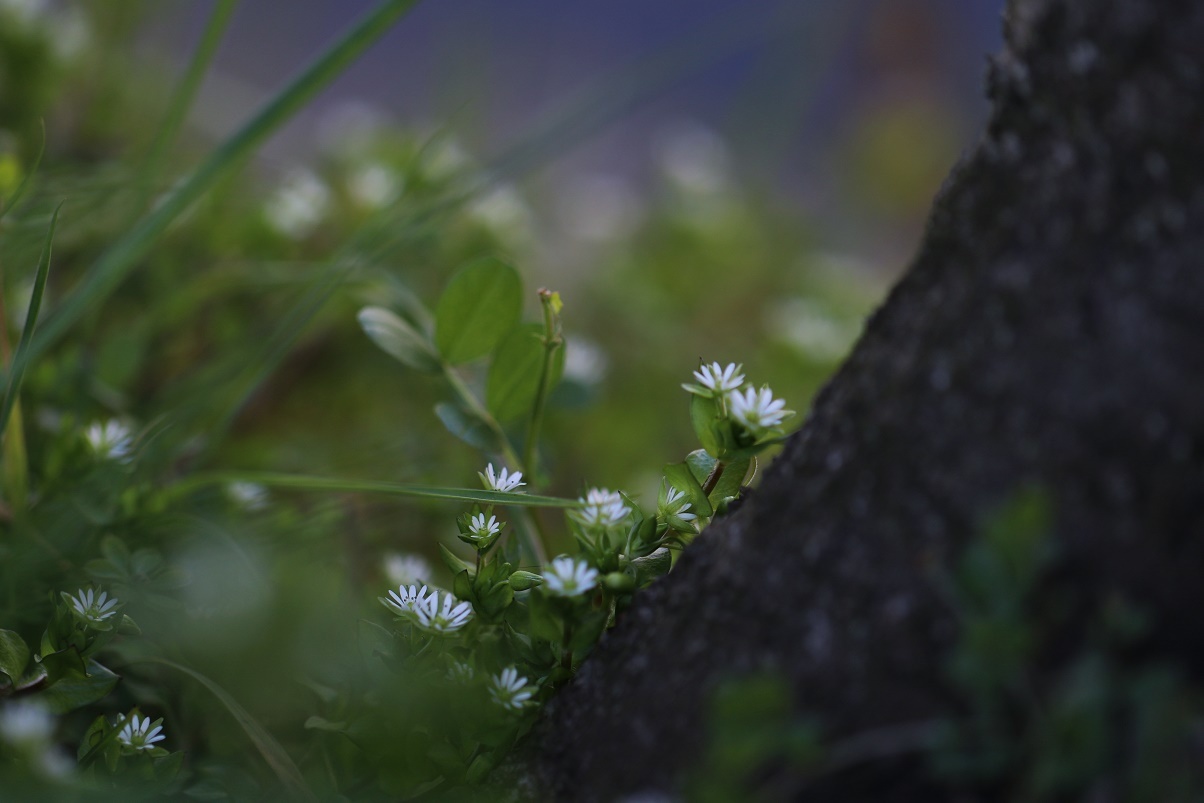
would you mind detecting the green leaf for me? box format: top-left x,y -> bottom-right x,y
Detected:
0,629 -> 30,685
664,461 -> 713,519
434,257 -> 522,364
0,205 -> 58,439
39,660 -> 119,714
631,548 -> 672,585
685,450 -> 751,506
304,716 -> 349,733
357,306 -> 441,373
435,401 -> 502,453
439,542 -> 474,576
136,658 -> 317,802
0,122 -> 43,222
690,394 -> 722,457
486,323 -> 565,422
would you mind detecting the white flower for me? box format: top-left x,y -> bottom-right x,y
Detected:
380,584 -> 431,618
117,713 -> 165,752
413,590 -> 474,634
728,385 -> 792,431
573,488 -> 631,529
468,513 -> 501,540
0,701 -> 54,744
542,557 -> 598,598
383,553 -> 432,586
227,481 -> 268,511
67,588 -> 119,626
661,486 -> 697,521
84,420 -> 132,462
347,162 -> 402,208
489,667 -> 534,711
264,168 -> 331,239
480,463 -> 525,493
691,362 -> 745,394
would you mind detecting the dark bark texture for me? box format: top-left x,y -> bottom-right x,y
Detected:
526,0 -> 1204,799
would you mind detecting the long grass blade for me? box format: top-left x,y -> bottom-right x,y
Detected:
0,205 -> 59,438
139,658 -> 317,802
171,471 -> 581,509
30,0 -> 422,361
139,0 -> 241,199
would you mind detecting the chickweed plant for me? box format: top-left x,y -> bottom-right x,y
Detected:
0,2 -> 835,800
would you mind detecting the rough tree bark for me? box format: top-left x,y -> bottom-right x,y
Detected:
523,0 -> 1204,799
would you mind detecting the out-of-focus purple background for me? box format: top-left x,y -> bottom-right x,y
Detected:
155,0 -> 1004,265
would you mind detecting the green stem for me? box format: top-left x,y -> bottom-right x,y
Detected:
560,622 -> 573,673
522,289 -> 562,479
440,366 -> 547,564
700,460 -> 727,497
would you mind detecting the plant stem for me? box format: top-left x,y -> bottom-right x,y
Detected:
523,289 -> 562,479
560,622 -> 574,673
701,460 -> 727,497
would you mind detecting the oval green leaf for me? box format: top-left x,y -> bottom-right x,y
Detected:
486,324 -> 565,422
0,629 -> 30,685
434,257 -> 522,364
358,306 -> 442,373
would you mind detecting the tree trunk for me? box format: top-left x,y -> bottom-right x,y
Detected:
524,0 -> 1204,799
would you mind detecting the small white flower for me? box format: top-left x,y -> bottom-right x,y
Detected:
728,386 -> 792,431
84,420 -> 133,462
67,588 -> 119,626
691,362 -> 745,394
380,583 -> 431,618
480,463 -> 525,493
573,488 -> 631,529
383,553 -> 432,586
227,481 -> 268,511
542,557 -> 599,598
264,168 -> 331,239
661,486 -> 697,521
117,713 -> 165,752
0,701 -> 54,744
413,590 -> 474,634
347,162 -> 402,208
488,666 -> 534,711
468,513 -> 502,540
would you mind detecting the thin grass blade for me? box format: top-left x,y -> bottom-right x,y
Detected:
0,205 -> 59,438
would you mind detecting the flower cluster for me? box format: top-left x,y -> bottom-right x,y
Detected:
729,385 -> 791,432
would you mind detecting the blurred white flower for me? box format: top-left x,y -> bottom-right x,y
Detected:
467,184 -> 532,237
85,420 -> 133,462
766,297 -> 860,362
413,590 -> 473,634
489,666 -> 534,711
555,174 -> 642,243
0,0 -> 47,27
0,701 -> 54,744
227,481 -> 268,511
573,488 -> 631,529
654,120 -> 730,195
563,338 -> 609,385
446,660 -> 475,683
347,162 -> 402,208
67,588 -> 119,626
728,386 -> 792,432
542,557 -> 598,598
480,463 -> 525,493
117,713 -> 165,752
383,553 -> 432,587
264,168 -> 331,239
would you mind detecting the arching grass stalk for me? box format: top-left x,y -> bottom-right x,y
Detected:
31,0 -> 423,361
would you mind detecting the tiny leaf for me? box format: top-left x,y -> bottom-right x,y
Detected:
358,306 -> 442,373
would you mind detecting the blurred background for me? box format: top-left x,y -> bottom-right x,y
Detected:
0,0 -> 1009,794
